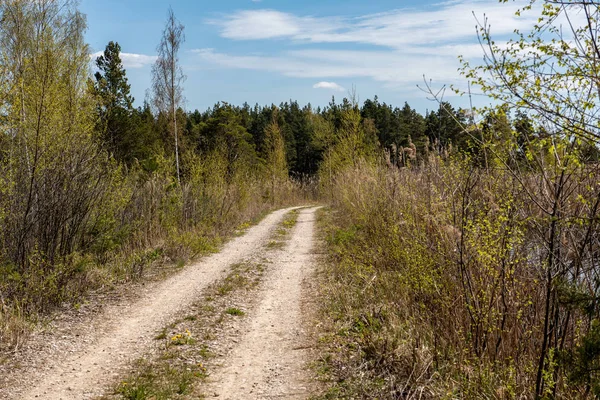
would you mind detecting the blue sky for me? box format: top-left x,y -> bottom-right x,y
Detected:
80,0 -> 535,114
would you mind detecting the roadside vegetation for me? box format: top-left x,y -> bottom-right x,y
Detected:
313,2 -> 600,399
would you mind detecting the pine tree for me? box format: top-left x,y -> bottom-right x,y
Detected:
92,41 -> 134,162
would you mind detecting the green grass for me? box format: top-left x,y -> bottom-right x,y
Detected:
266,240 -> 286,249
282,210 -> 299,229
216,274 -> 248,296
224,307 -> 245,316
169,330 -> 195,346
115,360 -> 203,400
263,209 -> 301,250
198,344 -> 213,359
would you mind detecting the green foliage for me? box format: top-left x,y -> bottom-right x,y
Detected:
362,97 -> 432,163
0,0 -> 115,287
319,99 -> 378,198
164,230 -> 220,262
263,109 -> 289,204
563,320 -> 600,397
459,1 -> 600,144
456,2 -> 600,397
196,102 -> 259,172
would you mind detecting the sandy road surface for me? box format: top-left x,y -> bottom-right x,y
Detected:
207,207 -> 320,399
5,207 -> 297,400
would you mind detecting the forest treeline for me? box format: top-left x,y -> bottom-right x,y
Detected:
93,91 -> 474,178
2,0 -> 600,399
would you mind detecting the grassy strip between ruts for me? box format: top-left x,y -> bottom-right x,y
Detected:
102,208 -> 301,400
265,208 -> 300,250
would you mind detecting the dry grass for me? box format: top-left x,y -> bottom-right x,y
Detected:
312,156 -> 599,399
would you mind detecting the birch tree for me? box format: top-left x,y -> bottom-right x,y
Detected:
152,7 -> 185,185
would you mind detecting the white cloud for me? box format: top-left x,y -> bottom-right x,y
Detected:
120,53 -> 157,68
193,47 -> 465,91
219,10 -> 301,40
214,1 -> 535,48
198,0 -> 548,95
90,51 -> 157,69
313,81 -> 345,91
214,9 -> 345,41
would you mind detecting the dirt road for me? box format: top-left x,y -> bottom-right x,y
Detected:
2,206 -> 320,399
207,206 -> 319,399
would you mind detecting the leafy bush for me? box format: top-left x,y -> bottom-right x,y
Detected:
317,151 -> 600,398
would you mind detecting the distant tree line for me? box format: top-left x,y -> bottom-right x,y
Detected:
94,61 -> 572,182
